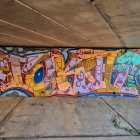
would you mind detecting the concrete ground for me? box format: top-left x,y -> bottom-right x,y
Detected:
0,97 -> 140,140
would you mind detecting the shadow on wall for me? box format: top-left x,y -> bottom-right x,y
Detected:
0,47 -> 140,97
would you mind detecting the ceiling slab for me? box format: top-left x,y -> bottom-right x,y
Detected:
95,0 -> 140,48
19,0 -> 122,47
0,33 -> 42,46
0,0 -> 86,47
0,0 -> 122,47
0,20 -> 68,46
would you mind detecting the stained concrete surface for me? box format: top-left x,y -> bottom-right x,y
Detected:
102,98 -> 140,129
0,97 -> 139,139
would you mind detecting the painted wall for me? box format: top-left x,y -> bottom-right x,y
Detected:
0,48 -> 140,97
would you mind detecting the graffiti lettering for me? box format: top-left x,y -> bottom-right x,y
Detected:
0,48 -> 139,97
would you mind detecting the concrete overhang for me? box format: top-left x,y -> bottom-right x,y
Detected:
0,0 -> 139,48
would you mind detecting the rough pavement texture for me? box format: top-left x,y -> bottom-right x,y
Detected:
0,97 -> 139,139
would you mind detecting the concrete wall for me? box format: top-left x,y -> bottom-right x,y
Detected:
0,47 -> 140,97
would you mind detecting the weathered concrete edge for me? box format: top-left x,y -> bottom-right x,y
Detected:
0,135 -> 140,140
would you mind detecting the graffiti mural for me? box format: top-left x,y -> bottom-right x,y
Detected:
0,48 -> 140,97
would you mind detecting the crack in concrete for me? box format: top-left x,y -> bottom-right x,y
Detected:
92,1 -> 127,48
0,97 -> 24,131
100,97 -> 138,133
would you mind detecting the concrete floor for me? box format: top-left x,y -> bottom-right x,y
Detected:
0,97 -> 140,140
